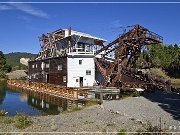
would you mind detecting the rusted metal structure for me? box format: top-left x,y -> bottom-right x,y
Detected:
27,24 -> 172,91
94,24 -> 172,91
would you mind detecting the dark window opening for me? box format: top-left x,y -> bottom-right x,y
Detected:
79,60 -> 82,65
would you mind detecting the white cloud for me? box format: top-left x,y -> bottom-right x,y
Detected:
0,4 -> 12,10
0,3 -> 49,19
9,3 -> 49,18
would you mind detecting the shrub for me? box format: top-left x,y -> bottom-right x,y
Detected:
132,91 -> 140,97
0,71 -> 6,78
0,110 -> 7,116
14,114 -> 32,129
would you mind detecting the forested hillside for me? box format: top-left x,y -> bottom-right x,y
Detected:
5,52 -> 37,70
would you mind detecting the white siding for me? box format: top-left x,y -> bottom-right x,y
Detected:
67,56 -> 95,87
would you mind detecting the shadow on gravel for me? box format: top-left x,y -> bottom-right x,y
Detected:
143,91 -> 180,121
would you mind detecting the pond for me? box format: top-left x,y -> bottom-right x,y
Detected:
0,80 -> 64,116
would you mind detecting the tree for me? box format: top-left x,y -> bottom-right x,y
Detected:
0,51 -> 12,78
0,51 -> 6,69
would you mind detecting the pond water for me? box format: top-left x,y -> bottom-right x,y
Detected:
0,80 -> 63,116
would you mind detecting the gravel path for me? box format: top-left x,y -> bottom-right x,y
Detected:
103,91 -> 180,131
0,91 -> 179,134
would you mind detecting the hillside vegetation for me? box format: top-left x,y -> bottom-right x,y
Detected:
137,44 -> 180,78
5,52 -> 37,70
0,51 -> 12,78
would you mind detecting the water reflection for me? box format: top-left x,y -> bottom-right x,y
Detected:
0,80 -> 6,105
19,94 -> 28,102
0,80 -> 69,116
27,96 -> 61,115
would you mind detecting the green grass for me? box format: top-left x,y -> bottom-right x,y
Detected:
117,129 -> 128,135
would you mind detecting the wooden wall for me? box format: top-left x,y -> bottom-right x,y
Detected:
28,57 -> 67,86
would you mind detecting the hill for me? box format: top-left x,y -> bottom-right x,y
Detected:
5,52 -> 37,70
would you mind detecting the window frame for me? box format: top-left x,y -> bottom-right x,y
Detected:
79,60 -> 82,65
57,64 -> 63,70
63,76 -> 67,82
45,63 -> 49,68
86,70 -> 91,75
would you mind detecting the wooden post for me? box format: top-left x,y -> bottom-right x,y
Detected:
100,92 -> 103,105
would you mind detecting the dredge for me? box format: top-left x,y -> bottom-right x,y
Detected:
94,24 -> 171,91
27,24 -> 172,91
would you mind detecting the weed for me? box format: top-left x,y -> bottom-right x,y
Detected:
0,110 -> 7,116
14,113 -> 32,129
85,99 -> 98,107
135,121 -> 171,135
3,117 -> 14,124
131,91 -> 140,97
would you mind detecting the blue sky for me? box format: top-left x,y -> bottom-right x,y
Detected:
0,1 -> 180,54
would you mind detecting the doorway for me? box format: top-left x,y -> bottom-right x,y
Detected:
46,74 -> 49,83
80,77 -> 83,87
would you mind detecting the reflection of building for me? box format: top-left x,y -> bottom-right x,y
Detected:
28,28 -> 106,87
27,96 -> 62,115
19,94 -> 28,102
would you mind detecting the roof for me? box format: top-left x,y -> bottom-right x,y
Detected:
63,29 -> 107,42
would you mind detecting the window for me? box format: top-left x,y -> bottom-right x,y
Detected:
41,62 -> 45,70
76,79 -> 79,82
86,70 -> 91,75
58,64 -> 63,70
45,63 -> 49,68
32,64 -> 35,68
63,76 -> 66,82
79,60 -> 82,65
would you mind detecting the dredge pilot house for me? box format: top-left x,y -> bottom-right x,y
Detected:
28,28 -> 106,87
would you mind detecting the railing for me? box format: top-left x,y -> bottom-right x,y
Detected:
146,30 -> 163,43
7,80 -> 88,100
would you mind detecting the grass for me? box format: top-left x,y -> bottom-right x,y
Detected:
3,117 -> 14,124
62,99 -> 98,114
85,99 -> 99,107
150,68 -> 180,88
150,68 -> 169,79
62,108 -> 82,114
117,129 -> 128,135
0,111 -> 32,129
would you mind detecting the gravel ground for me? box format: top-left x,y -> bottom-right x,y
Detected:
103,91 -> 180,132
6,70 -> 27,80
0,91 -> 179,134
